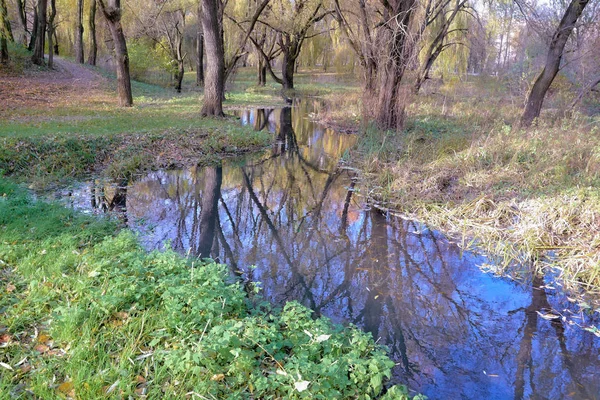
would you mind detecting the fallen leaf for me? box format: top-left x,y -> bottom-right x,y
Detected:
37,333 -> 52,344
104,380 -> 120,394
113,312 -> 129,320
0,362 -> 13,371
57,381 -> 74,398
0,334 -> 11,345
58,381 -> 73,393
315,334 -> 330,343
135,387 -> 147,396
294,380 -> 310,392
34,344 -> 50,353
19,364 -> 32,374
536,311 -> 560,320
6,284 -> 15,293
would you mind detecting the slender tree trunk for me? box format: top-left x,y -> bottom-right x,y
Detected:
175,60 -> 185,92
28,3 -> 38,51
98,0 -> 133,106
569,75 -> 600,111
200,0 -> 224,116
47,0 -> 56,68
257,58 -> 266,86
0,38 -> 6,63
196,7 -> 204,86
87,0 -> 97,65
75,0 -> 85,63
53,31 -> 59,54
16,0 -> 28,46
175,32 -> 185,93
31,0 -> 48,65
520,0 -> 590,127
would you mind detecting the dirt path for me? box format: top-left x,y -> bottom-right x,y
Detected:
0,57 -> 114,118
42,57 -> 107,88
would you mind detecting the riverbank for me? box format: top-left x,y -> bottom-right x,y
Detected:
0,60 -> 275,188
0,177 -> 419,399
334,77 -> 600,307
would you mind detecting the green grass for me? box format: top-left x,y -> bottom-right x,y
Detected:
0,73 -> 273,187
0,178 -> 421,399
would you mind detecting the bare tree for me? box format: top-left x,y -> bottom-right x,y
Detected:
520,0 -> 591,127
413,0 -> 471,94
334,0 -> 377,92
161,9 -> 187,93
375,0 -> 419,131
98,0 -> 133,106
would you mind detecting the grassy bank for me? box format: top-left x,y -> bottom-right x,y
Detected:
0,68 -> 274,187
0,178 -> 421,399
340,77 -> 600,304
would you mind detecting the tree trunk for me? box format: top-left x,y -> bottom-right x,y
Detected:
520,0 -> 590,127
196,14 -> 204,86
569,75 -> 600,111
53,31 -> 59,54
0,0 -> 13,62
75,0 -> 85,63
98,0 -> 133,107
0,38 -> 7,64
375,0 -> 418,131
28,3 -> 37,51
47,0 -> 56,68
257,58 -> 266,86
87,0 -> 97,65
175,58 -> 184,93
31,0 -> 47,65
282,50 -> 295,90
200,0 -> 225,116
16,0 -> 28,46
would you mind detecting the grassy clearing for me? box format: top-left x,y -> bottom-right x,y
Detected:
0,178 -> 420,399
0,59 -> 275,188
342,76 -> 600,304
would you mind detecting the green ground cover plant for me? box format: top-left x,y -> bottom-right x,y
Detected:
0,178 -> 420,399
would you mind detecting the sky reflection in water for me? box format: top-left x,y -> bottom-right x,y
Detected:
67,100 -> 600,399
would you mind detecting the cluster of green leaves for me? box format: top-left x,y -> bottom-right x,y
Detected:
0,179 -> 420,399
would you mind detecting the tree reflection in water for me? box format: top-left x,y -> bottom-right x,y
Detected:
67,100 -> 600,399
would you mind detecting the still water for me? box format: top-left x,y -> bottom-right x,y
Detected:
64,100 -> 600,399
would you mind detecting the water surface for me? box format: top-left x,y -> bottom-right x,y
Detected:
64,100 -> 600,399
